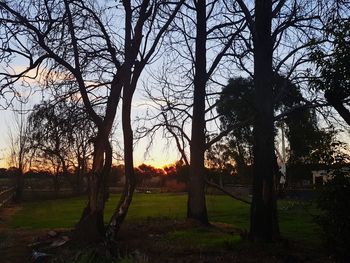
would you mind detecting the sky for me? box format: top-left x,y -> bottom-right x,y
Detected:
0,97 -> 181,169
1,1 -> 349,170
1,65 -> 349,170
1,84 -> 350,171
2,89 -> 349,170
0,56 -> 181,169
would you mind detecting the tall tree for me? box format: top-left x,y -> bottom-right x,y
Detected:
0,0 -> 184,243
140,0 -> 246,224
233,0 -> 345,241
104,0 -> 185,242
187,0 -> 208,224
249,0 -> 279,241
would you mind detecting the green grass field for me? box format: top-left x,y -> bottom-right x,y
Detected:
9,193 -> 320,246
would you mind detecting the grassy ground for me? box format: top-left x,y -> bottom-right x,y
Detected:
0,193 -> 328,262
9,193 -> 320,246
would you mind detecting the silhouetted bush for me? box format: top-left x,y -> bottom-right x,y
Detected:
316,170 -> 350,261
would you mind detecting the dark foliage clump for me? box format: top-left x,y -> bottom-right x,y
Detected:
316,170 -> 350,261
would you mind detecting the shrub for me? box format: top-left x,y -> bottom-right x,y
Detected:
316,170 -> 350,260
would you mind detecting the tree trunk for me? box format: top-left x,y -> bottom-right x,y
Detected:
75,157 -> 82,194
106,86 -> 136,242
58,155 -> 76,194
249,0 -> 280,241
72,153 -> 82,195
14,168 -> 24,202
76,149 -> 88,194
75,132 -> 112,243
53,164 -> 60,196
187,0 -> 208,224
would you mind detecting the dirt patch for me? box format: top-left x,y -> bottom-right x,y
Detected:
0,205 -> 37,263
0,205 -> 49,263
116,218 -> 329,263
0,228 -> 43,263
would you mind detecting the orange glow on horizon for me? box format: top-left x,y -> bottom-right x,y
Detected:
133,158 -> 179,170
0,159 -> 7,169
0,158 -> 177,171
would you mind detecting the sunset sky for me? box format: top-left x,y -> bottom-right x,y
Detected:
0,103 -> 180,169
1,34 -> 349,171
0,55 -> 183,169
1,89 -> 350,170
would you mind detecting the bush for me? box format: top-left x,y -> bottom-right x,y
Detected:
316,171 -> 350,260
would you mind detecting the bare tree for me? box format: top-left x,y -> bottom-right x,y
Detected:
7,96 -> 30,201
0,0 -> 184,243
139,0 -> 349,239
138,0 -> 247,224
233,0 -> 350,241
105,0 -> 185,242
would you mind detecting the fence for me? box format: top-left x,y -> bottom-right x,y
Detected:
0,187 -> 15,209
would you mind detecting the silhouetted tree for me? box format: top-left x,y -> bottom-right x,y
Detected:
27,99 -> 95,193
310,18 -> 350,125
7,98 -> 30,201
135,163 -> 165,188
216,77 -> 254,181
234,0 -> 348,241
217,76 -> 349,186
141,0 -> 246,224
0,0 -> 184,244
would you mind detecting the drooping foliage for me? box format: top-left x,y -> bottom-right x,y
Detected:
27,100 -> 95,192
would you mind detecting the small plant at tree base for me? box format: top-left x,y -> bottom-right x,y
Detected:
316,170 -> 350,260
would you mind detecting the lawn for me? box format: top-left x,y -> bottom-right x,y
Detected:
9,193 -> 249,229
2,193 -> 327,262
9,193 -> 320,245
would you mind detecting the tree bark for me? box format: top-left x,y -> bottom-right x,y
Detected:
75,132 -> 112,243
106,86 -> 136,242
187,0 -> 208,224
249,0 -> 280,241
